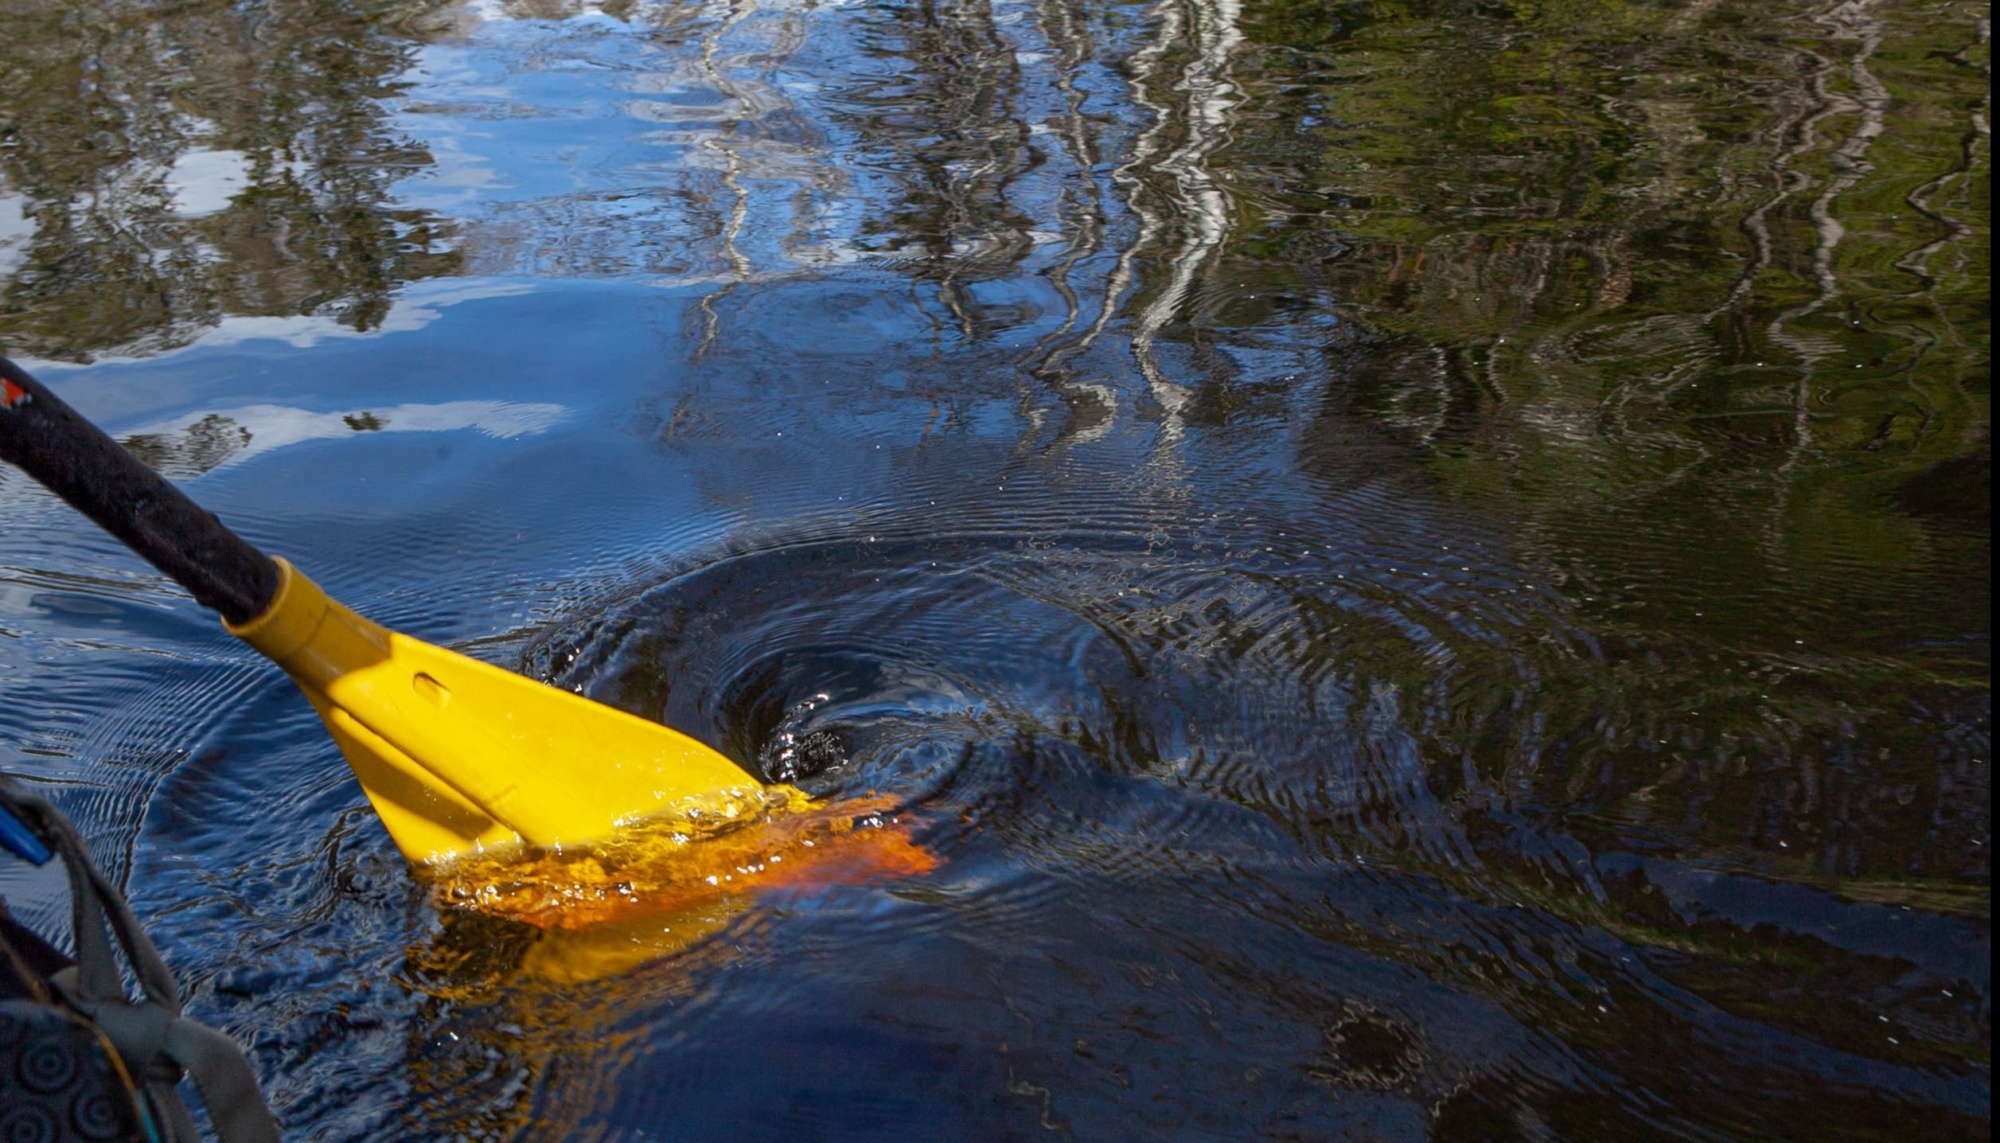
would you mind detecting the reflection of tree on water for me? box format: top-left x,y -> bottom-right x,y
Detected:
1224,0 -> 1987,606
688,0 -> 842,356
828,0 -> 1258,446
1232,0 -> 1992,897
122,413 -> 253,477
0,0 -> 461,360
838,0 -> 1040,337
1111,0 -> 1244,437
1014,0 -> 1252,448
1020,0 -> 1120,443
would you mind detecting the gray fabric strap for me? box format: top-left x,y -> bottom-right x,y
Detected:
1,776 -> 281,1143
165,1018 -> 282,1143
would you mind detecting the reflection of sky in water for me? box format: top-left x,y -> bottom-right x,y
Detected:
163,148 -> 251,218
0,192 -> 31,278
17,280 -> 536,374
380,0 -> 1165,304
119,399 -> 569,475
390,0 -> 869,281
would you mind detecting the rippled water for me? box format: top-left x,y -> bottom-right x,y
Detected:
0,0 -> 1987,1138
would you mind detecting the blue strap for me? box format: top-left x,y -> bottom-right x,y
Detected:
0,802 -> 53,865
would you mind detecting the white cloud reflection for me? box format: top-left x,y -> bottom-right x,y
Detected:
164,149 -> 251,218
195,279 -> 538,350
0,191 -> 32,279
120,397 -> 569,476
14,280 -> 539,374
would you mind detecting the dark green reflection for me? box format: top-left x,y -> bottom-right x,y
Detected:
1197,0 -> 1990,883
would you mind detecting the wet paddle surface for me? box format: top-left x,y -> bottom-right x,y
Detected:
0,0 -> 1988,1138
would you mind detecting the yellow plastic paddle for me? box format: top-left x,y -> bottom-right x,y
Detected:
0,355 -> 778,864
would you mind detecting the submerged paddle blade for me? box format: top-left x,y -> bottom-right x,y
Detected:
226,559 -> 770,863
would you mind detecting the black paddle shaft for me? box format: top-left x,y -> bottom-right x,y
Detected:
0,356 -> 279,625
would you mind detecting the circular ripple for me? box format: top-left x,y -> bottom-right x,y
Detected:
534,475 -> 1555,902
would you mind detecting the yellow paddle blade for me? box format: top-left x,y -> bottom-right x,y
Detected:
225,558 -> 777,864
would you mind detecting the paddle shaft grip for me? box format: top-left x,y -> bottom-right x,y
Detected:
0,357 -> 279,625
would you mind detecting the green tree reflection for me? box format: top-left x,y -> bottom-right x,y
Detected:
1217,0 -> 1989,889
0,0 -> 462,360
836,0 -> 1042,334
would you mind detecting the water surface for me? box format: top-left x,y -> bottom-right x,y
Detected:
0,0 -> 1987,1138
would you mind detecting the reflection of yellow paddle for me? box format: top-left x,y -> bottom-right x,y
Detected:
1,355 -> 786,864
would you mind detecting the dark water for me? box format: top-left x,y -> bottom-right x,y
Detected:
0,0 -> 1987,1138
